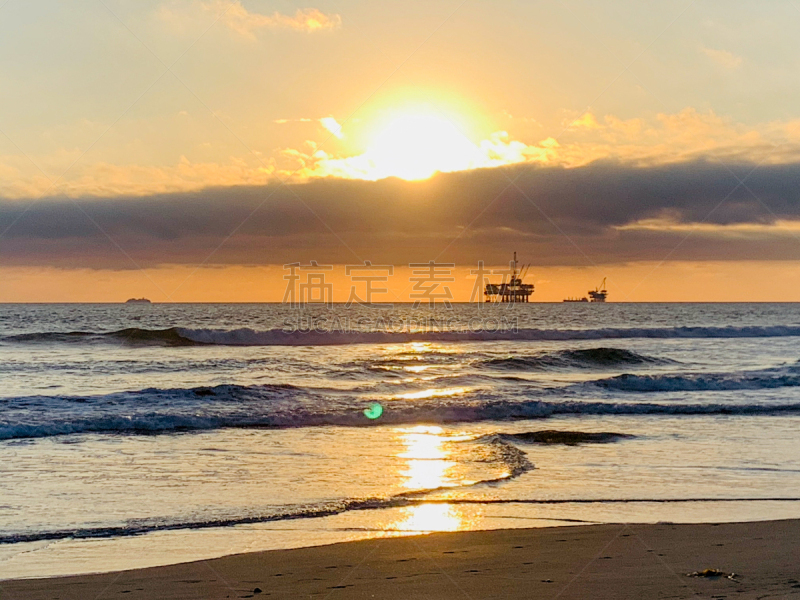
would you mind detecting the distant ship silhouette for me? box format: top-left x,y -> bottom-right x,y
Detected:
563,278 -> 608,303
125,298 -> 152,304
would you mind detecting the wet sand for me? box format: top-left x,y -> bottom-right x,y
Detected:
3,520 -> 800,599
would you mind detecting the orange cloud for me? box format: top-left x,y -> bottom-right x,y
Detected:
319,117 -> 344,139
208,2 -> 340,37
278,107 -> 800,182
569,112 -> 601,129
0,154 -> 276,199
158,2 -> 341,38
8,108 -> 800,199
283,130 -> 559,181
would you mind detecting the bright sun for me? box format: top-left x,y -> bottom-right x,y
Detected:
365,113 -> 483,181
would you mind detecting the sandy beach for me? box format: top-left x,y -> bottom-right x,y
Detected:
4,519 -> 800,599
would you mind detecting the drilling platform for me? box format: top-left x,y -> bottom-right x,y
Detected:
484,253 -> 534,303
588,278 -> 608,302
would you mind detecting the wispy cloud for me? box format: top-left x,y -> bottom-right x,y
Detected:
568,112 -> 602,129
274,116 -> 345,138
274,118 -> 314,124
0,153 -> 276,199
701,46 -> 743,69
159,2 -> 341,39
319,117 -> 344,139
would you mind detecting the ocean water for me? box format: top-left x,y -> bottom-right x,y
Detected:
2,303 -> 800,579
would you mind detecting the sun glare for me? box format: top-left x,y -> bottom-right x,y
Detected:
365,113 -> 482,180
307,106 -> 543,182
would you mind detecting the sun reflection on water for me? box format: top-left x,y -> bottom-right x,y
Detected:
398,425 -> 452,491
378,343 -> 481,533
396,387 -> 469,401
396,502 -> 463,533
403,364 -> 431,373
390,425 -> 478,533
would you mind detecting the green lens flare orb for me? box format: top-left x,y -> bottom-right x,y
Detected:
363,402 -> 383,420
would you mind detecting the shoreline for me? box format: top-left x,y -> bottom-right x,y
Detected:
4,519 -> 800,599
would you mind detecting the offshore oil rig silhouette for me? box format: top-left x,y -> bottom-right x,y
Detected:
484,252 -> 535,303
563,277 -> 608,303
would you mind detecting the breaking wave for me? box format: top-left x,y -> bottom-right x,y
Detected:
593,368 -> 800,392
480,348 -> 669,371
3,383 -> 800,441
4,324 -> 800,347
3,328 -> 196,346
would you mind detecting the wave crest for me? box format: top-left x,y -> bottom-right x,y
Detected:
481,348 -> 667,371
594,369 -> 800,392
4,324 -> 800,347
3,383 -> 800,441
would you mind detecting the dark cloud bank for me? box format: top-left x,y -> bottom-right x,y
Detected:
2,159 -> 800,269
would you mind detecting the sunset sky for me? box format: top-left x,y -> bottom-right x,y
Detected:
3,0 -> 800,301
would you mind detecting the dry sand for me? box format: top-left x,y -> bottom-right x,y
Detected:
3,520 -> 800,599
